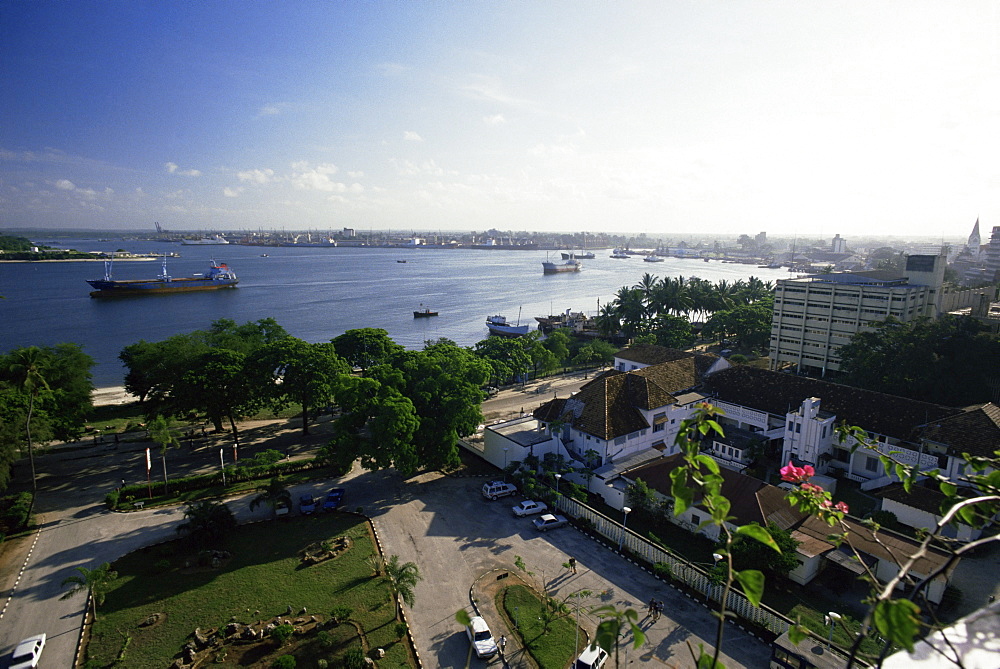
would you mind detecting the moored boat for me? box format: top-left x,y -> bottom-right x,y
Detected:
610,249 -> 630,259
643,254 -> 664,262
561,251 -> 596,260
486,313 -> 529,337
413,305 -> 438,318
87,258 -> 238,297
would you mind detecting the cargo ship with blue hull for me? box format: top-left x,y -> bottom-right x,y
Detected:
87,257 -> 238,297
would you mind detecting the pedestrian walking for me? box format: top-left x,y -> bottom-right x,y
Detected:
498,635 -> 506,653
569,557 -> 577,574
651,600 -> 661,622
647,597 -> 656,617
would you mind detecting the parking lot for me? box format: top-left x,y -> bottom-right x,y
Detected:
360,469 -> 771,668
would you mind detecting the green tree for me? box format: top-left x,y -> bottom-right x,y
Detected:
384,555 -> 422,620
331,328 -> 404,374
475,336 -> 531,386
248,339 -> 349,434
650,313 -> 695,349
727,522 -> 800,578
572,339 -> 617,367
148,415 -> 180,495
176,348 -> 255,439
60,562 -> 119,621
177,500 -> 236,547
702,298 -> 773,351
4,347 -> 48,500
838,315 -> 1000,405
249,477 -> 292,516
625,478 -> 657,514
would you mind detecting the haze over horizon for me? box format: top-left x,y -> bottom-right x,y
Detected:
3,2 -> 998,239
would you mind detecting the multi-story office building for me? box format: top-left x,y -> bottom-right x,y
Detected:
769,254 -> 946,375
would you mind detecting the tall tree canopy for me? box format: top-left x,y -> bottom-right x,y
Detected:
0,344 -> 94,492
331,328 -> 404,374
248,339 -> 350,434
837,315 -> 1000,406
328,337 -> 490,476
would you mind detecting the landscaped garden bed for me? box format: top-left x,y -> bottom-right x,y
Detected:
82,513 -> 415,668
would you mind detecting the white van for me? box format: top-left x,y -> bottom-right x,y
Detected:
575,644 -> 608,669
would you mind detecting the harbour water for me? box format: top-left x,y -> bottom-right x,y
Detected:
0,239 -> 793,387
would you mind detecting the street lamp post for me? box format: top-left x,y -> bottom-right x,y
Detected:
555,473 -> 562,496
825,611 -> 842,646
619,506 -> 631,551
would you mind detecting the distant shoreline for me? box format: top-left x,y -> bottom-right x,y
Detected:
92,386 -> 136,406
0,257 -> 159,263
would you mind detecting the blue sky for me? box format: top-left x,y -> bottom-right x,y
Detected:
2,1 -> 998,238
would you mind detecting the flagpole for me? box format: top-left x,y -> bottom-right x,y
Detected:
145,447 -> 152,499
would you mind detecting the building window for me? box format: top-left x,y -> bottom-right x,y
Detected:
865,456 -> 878,473
690,513 -> 701,525
615,436 -> 626,446
653,423 -> 664,433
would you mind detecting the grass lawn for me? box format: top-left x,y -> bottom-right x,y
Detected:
499,585 -> 583,669
85,513 -> 414,668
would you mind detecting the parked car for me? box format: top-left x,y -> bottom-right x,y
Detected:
574,643 -> 608,669
10,634 -> 46,669
512,500 -> 548,517
533,513 -> 569,531
323,488 -> 345,512
482,480 -> 517,500
465,615 -> 499,658
299,494 -> 316,515
274,500 -> 290,517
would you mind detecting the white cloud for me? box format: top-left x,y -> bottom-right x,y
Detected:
237,168 -> 275,184
403,131 -> 424,142
347,170 -> 365,178
223,187 -> 243,197
55,179 -> 76,190
164,162 -> 202,177
483,114 -> 506,125
289,162 -> 347,192
259,104 -> 282,116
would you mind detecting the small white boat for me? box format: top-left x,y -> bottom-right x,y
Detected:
486,313 -> 529,337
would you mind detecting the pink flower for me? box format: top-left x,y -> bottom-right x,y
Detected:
781,461 -> 815,483
835,501 -> 849,514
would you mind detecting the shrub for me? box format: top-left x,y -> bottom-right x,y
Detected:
105,489 -> 120,510
317,660 -> 328,669
653,561 -> 673,580
0,492 -> 33,533
272,655 -> 296,669
154,559 -> 171,573
330,606 -> 353,624
342,648 -> 366,669
316,631 -> 333,648
270,623 -> 294,646
394,621 -> 407,638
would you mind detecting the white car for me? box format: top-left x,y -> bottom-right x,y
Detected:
10,634 -> 45,669
574,643 -> 608,669
512,500 -> 548,517
465,615 -> 499,658
482,480 -> 517,500
533,513 -> 569,531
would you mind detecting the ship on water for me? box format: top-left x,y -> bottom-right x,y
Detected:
87,257 -> 238,297
181,234 -> 230,245
542,255 -> 582,274
486,313 -> 529,337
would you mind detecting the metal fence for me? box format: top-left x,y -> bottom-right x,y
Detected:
553,495 -> 793,636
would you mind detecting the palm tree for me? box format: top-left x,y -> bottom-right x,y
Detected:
148,415 -> 180,495
60,562 -> 118,621
177,499 -> 236,547
384,554 -> 422,620
249,477 -> 292,516
7,347 -> 49,510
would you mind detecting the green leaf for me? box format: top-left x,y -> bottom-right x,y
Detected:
627,622 -> 646,648
594,620 -> 618,655
736,523 -> 781,553
670,468 -> 693,516
704,419 -> 726,438
695,454 -> 721,475
734,569 -> 765,607
709,494 -> 731,526
455,609 -> 471,626
787,623 -> 808,645
940,481 -> 957,497
873,599 -> 920,652
695,645 -> 726,669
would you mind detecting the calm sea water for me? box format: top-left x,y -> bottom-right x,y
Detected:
0,239 -> 793,387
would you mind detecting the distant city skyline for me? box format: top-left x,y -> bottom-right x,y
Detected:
2,2 -> 998,238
